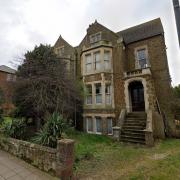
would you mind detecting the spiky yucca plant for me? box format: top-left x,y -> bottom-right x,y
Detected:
33,112 -> 68,148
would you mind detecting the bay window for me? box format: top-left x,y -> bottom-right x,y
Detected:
95,117 -> 102,134
95,83 -> 102,104
107,118 -> 113,135
94,51 -> 101,71
85,54 -> 92,73
87,117 -> 93,133
104,50 -> 111,70
86,85 -> 92,104
105,84 -> 111,104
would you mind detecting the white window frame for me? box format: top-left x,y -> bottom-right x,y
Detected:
95,117 -> 102,134
6,74 -> 12,81
90,32 -> 102,44
94,51 -> 101,71
95,83 -> 102,104
105,84 -> 112,105
86,85 -> 92,105
104,50 -> 111,70
56,46 -> 65,56
135,46 -> 150,69
85,54 -> 92,73
86,117 -> 93,133
107,118 -> 113,135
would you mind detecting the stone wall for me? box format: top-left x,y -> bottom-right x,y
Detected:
0,138 -> 75,179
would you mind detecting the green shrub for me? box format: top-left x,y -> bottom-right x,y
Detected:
4,118 -> 27,139
0,109 -> 3,125
32,112 -> 69,148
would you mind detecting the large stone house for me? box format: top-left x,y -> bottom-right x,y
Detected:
54,18 -> 176,145
0,65 -> 16,114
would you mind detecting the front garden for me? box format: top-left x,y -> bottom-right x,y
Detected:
1,115 -> 180,180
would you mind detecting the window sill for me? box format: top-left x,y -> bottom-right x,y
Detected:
84,69 -> 113,76
95,132 -> 102,135
87,131 -> 94,134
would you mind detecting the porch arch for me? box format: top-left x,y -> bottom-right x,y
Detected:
124,77 -> 149,113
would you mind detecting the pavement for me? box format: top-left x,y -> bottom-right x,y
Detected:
0,150 -> 59,180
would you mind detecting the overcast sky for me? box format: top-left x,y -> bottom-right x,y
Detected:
0,0 -> 180,86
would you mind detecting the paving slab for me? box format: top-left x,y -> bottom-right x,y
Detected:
0,150 -> 59,180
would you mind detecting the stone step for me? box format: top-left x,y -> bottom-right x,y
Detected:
124,122 -> 146,126
121,135 -> 145,140
126,117 -> 146,121
120,138 -> 145,145
126,113 -> 147,118
127,112 -> 146,115
123,125 -> 145,129
121,129 -> 145,133
121,131 -> 145,137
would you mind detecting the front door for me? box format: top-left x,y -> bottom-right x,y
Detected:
129,82 -> 145,112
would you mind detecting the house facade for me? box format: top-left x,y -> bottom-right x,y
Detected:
0,65 -> 16,114
54,18 -> 176,144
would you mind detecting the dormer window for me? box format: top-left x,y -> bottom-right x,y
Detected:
90,32 -> 101,44
135,46 -> 149,69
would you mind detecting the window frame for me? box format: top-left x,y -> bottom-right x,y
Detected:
105,84 -> 112,105
90,32 -> 102,44
6,74 -> 12,82
107,117 -> 113,135
94,51 -> 101,71
104,50 -> 111,70
86,117 -> 93,133
85,54 -> 92,73
56,46 -> 65,56
95,83 -> 102,104
86,85 -> 92,105
95,116 -> 102,134
135,46 -> 150,69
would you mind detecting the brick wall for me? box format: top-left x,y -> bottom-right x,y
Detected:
0,71 -> 15,114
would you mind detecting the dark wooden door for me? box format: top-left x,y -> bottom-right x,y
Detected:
130,84 -> 145,112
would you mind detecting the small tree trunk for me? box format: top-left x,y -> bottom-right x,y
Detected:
35,118 -> 42,131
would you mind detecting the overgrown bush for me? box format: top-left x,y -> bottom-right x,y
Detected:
4,118 -> 27,139
32,112 -> 69,148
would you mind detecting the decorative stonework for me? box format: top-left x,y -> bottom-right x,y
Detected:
124,77 -> 149,113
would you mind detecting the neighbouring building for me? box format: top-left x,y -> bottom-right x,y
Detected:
54,18 -> 176,145
0,65 -> 16,114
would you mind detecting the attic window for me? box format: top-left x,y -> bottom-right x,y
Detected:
56,46 -> 65,56
90,32 -> 101,44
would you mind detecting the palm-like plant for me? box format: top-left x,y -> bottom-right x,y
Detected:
33,112 -> 68,148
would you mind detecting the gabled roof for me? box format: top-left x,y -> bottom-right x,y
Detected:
79,20 -> 119,47
0,65 -> 16,74
54,35 -> 73,48
117,18 -> 164,44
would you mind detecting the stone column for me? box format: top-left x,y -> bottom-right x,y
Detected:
102,117 -> 107,135
56,139 -> 75,179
